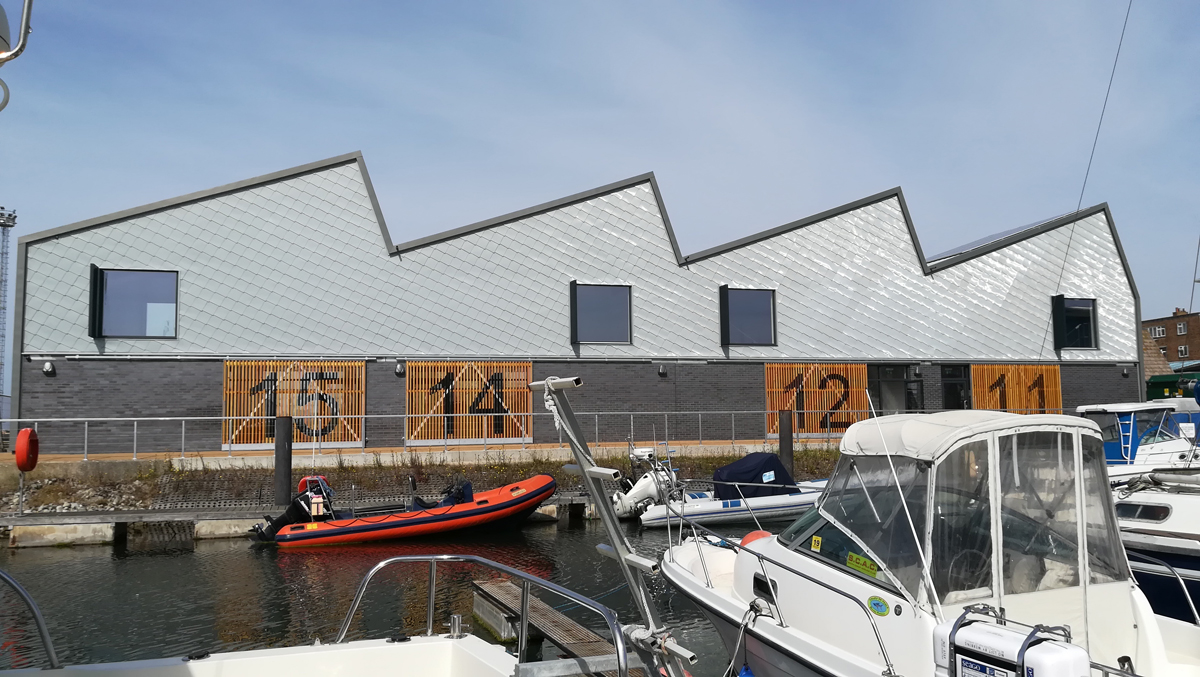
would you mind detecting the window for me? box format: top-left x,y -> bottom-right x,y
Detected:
570,283 -> 631,344
868,365 -> 923,415
1179,322 -> 1188,336
1180,346 -> 1190,358
88,266 -> 177,338
931,440 -> 992,603
1051,296 -> 1096,349
942,366 -> 971,410
1114,502 -> 1171,523
1150,326 -> 1166,338
998,432 -> 1080,594
719,286 -> 775,346
1081,436 -> 1130,583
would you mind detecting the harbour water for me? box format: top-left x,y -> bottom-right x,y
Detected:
0,518 -> 755,675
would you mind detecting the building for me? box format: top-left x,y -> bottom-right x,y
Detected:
1144,308 -> 1200,371
12,152 -> 1144,453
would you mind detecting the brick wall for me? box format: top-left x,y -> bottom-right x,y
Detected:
365,360 -> 405,448
1060,363 -> 1141,412
19,358 -> 224,454
531,361 -> 765,444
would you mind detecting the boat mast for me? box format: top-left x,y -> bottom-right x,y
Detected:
531,376 -> 696,677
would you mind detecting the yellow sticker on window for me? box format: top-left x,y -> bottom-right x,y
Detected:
810,535 -> 822,552
305,523 -> 319,530
846,552 -> 878,578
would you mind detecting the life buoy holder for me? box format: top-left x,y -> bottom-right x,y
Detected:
15,428 -> 38,473
297,475 -> 327,494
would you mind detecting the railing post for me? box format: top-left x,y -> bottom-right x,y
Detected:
180,420 -> 186,460
699,412 -> 703,444
83,421 -> 88,461
731,413 -> 735,447
664,413 -> 669,444
629,414 -> 634,445
595,413 -> 599,447
518,578 -> 531,660
426,560 -> 437,636
133,421 -> 138,460
274,416 -> 293,506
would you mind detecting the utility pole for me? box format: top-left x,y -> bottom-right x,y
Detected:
0,207 -> 13,403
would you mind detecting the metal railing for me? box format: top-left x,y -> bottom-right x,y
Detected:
1125,550 -> 1200,625
333,554 -> 630,677
0,406 -> 1069,460
0,568 -> 61,669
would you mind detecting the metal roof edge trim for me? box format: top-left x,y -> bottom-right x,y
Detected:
924,204 -> 1110,273
393,172 -> 659,255
681,187 -> 906,265
18,151 -> 368,246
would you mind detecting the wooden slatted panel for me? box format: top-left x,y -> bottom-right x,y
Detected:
970,364 -> 1062,414
223,360 -> 365,446
406,361 -> 533,442
765,363 -> 869,435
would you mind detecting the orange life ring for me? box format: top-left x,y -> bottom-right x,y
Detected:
297,475 -> 327,494
15,428 -> 38,472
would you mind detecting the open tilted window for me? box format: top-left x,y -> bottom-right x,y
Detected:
1051,296 -> 1096,349
88,266 -> 178,339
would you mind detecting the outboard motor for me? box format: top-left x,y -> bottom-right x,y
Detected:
251,475 -> 338,542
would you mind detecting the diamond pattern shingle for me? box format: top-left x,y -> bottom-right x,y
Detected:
22,162 -> 1137,363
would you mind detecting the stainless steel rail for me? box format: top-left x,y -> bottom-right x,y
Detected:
334,554 -> 630,677
662,502 -> 900,677
1125,550 -> 1200,625
0,568 -> 61,669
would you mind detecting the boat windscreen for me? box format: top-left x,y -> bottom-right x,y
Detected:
1136,410 -> 1181,444
819,455 -> 930,600
1081,435 -> 1130,583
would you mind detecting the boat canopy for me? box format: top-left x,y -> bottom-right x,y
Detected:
839,411 -> 1100,462
799,411 -> 1129,637
1075,401 -> 1178,414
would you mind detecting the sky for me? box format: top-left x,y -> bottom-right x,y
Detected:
0,1 -> 1198,392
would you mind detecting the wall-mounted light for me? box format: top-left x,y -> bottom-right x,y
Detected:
657,365 -> 668,378
395,360 -> 406,378
42,361 -> 55,376
1122,367 -> 1130,378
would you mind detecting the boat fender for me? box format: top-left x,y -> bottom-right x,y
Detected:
14,428 -> 37,472
740,530 -> 771,547
297,475 -> 328,494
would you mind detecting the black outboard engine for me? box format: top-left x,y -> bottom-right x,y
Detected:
251,475 -> 338,542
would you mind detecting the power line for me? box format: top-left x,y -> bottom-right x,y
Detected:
1077,0 -> 1134,213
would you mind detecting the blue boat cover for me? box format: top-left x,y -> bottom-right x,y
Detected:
713,452 -> 794,500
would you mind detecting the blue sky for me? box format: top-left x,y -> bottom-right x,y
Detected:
1,1 -> 1198,387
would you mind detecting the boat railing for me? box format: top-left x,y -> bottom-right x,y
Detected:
660,503 -> 900,677
335,553 -> 632,677
1124,550 -> 1200,625
0,568 -> 61,669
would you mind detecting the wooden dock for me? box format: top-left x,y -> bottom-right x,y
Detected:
472,579 -> 644,677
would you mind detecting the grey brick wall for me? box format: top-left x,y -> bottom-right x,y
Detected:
531,361 -> 765,444
919,367 -> 943,410
1060,363 -> 1141,412
365,360 -> 405,448
19,359 -> 224,454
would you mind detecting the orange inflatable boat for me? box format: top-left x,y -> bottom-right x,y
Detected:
252,474 -> 556,547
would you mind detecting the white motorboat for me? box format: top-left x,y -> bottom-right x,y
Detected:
1077,401 -> 1199,479
1113,469 -> 1200,623
613,443 -> 826,528
656,410 -> 1200,677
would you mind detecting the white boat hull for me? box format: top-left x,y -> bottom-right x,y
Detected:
639,481 -> 826,528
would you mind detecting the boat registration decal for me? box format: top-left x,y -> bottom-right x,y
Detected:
511,487 -> 527,496
810,535 -> 822,552
960,658 -> 1007,677
846,552 -> 878,578
762,470 -> 776,483
867,596 -> 889,616
305,523 -> 319,530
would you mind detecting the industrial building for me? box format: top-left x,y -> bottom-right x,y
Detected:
12,152 -> 1143,453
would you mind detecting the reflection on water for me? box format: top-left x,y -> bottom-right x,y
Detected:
0,520 -> 749,676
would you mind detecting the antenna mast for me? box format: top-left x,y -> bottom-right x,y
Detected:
0,207 -> 13,398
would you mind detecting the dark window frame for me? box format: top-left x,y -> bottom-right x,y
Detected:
1051,295 -> 1098,350
88,266 -> 179,339
569,282 -> 633,345
719,285 -> 777,347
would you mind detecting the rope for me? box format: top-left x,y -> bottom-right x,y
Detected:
722,607 -> 757,677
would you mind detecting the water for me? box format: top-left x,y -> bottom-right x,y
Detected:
0,519 -> 756,675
